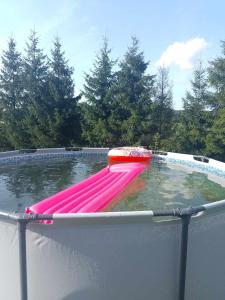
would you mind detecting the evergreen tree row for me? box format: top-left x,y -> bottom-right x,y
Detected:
82,37 -> 173,147
1,31 -> 225,162
168,42 -> 225,161
0,31 -> 80,149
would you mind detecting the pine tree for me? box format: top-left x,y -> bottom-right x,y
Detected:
0,37 -> 28,148
48,37 -> 80,146
82,38 -> 116,146
208,41 -> 225,110
153,67 -> 173,146
183,62 -> 209,123
205,42 -> 225,160
181,62 -> 210,154
205,108 -> 225,161
110,37 -> 155,146
23,30 -> 50,147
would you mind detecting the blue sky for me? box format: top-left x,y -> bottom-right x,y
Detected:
0,0 -> 224,109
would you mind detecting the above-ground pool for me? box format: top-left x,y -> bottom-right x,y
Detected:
1,149 -> 225,300
0,155 -> 225,212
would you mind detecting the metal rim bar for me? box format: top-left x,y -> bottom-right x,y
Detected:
2,199 -> 225,222
202,199 -> 225,210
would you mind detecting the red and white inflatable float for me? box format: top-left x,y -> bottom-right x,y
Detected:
108,147 -> 152,163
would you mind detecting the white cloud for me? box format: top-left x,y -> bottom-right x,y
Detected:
156,37 -> 207,70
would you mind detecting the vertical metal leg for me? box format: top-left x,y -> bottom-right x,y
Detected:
18,221 -> 28,300
178,215 -> 191,300
152,206 -> 205,300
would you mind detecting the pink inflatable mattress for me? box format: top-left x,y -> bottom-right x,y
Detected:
25,163 -> 145,214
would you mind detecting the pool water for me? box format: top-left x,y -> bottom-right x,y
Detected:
0,156 -> 225,212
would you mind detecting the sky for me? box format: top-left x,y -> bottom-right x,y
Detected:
0,0 -> 224,109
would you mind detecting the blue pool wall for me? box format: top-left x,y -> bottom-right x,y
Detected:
0,147 -> 109,164
1,147 -> 225,179
154,151 -> 225,179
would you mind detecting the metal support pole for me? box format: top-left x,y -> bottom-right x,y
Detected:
17,214 -> 53,300
18,220 -> 28,300
154,206 -> 205,300
178,214 -> 191,300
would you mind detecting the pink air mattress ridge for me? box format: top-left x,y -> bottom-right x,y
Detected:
25,163 -> 146,215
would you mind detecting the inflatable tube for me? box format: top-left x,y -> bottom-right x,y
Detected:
25,163 -> 146,215
108,147 -> 152,163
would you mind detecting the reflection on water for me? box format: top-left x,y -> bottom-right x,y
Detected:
110,161 -> 225,211
0,157 -> 225,212
0,156 -> 107,212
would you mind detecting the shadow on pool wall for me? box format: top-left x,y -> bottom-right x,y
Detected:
0,148 -> 225,300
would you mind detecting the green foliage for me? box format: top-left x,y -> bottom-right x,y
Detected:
179,62 -> 210,154
22,30 -> 50,147
110,37 -> 156,146
0,122 -> 13,151
0,37 -> 29,148
205,41 -> 225,161
0,32 -> 81,149
152,67 -> 173,146
183,62 -> 209,122
82,38 -> 116,146
208,41 -> 225,110
1,33 -> 225,163
206,108 -> 225,161
47,37 -> 81,146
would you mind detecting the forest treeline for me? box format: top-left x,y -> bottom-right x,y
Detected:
1,31 -> 225,161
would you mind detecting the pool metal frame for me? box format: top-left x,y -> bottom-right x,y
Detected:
0,205 -> 209,300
